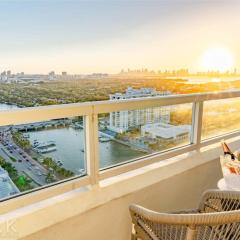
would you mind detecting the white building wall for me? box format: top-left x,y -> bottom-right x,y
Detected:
21,156 -> 222,240
108,88 -> 172,133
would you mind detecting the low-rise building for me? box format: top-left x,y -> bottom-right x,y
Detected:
141,122 -> 191,143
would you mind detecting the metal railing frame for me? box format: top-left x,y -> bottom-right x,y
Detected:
0,90 -> 240,204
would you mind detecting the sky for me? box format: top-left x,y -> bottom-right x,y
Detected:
0,0 -> 240,74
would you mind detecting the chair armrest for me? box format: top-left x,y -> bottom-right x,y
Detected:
130,204 -> 240,226
171,209 -> 200,214
198,189 -> 240,212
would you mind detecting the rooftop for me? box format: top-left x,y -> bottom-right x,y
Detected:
110,87 -> 171,99
141,122 -> 191,139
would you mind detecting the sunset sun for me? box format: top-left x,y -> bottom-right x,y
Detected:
200,47 -> 234,72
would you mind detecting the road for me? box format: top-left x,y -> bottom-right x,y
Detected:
0,129 -> 48,186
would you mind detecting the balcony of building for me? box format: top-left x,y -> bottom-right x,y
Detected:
0,91 -> 240,240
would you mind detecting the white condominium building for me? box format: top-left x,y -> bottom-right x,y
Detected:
109,87 -> 172,133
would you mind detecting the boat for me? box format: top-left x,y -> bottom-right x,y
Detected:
51,158 -> 63,166
33,140 -> 40,147
73,122 -> 83,129
78,169 -> 85,175
57,160 -> 63,166
99,136 -> 111,142
23,133 -> 30,138
35,141 -> 57,154
34,141 -> 55,148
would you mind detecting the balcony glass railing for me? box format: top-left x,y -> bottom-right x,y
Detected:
0,90 -> 240,202
0,117 -> 87,198
99,103 -> 193,169
202,97 -> 240,140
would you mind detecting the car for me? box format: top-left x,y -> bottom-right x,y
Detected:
37,172 -> 42,176
26,159 -> 29,162
10,191 -> 18,195
18,159 -> 22,163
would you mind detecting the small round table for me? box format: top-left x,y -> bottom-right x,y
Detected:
218,178 -> 240,191
217,178 -> 229,190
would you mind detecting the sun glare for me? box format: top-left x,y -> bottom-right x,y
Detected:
200,47 -> 234,73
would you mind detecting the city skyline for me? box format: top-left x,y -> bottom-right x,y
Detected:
0,67 -> 239,77
0,0 -> 240,74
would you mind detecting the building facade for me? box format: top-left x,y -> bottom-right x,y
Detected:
108,87 -> 172,133
141,122 -> 191,143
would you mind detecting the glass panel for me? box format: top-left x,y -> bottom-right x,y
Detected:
202,98 -> 240,140
99,103 -> 193,169
0,116 -> 86,200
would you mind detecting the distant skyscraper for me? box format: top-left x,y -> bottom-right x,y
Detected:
0,71 -> 7,81
1,71 -> 6,76
48,71 -> 55,80
62,72 -> 67,76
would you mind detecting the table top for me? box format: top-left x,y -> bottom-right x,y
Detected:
218,178 -> 240,191
218,178 -> 228,190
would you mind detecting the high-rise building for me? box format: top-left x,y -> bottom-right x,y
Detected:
108,87 -> 172,133
0,71 -> 7,81
48,71 -> 55,80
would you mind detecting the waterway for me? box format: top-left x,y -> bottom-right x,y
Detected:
167,76 -> 240,84
0,104 -> 144,174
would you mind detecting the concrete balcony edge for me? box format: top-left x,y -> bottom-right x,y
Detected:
1,136 -> 240,239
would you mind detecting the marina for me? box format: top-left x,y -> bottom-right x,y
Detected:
0,104 -> 144,174
34,141 -> 57,154
27,127 -> 144,173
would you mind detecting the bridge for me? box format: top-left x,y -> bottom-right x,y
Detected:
12,119 -> 72,131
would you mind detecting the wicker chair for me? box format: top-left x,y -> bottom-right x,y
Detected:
129,190 -> 240,240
